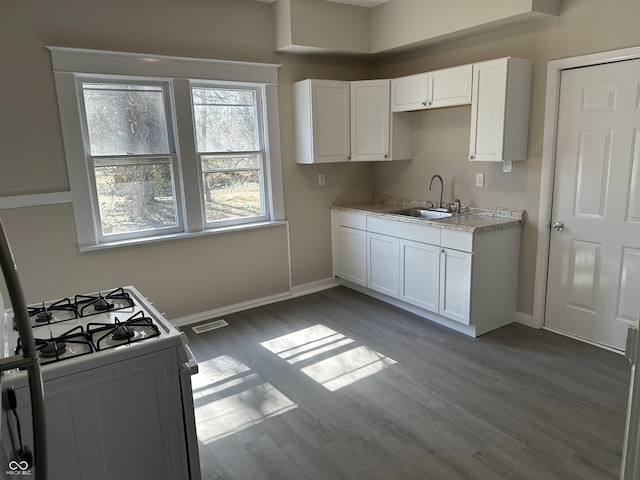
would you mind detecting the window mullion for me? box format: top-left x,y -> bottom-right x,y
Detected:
172,78 -> 205,233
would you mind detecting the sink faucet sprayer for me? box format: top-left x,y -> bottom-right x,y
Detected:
428,174 -> 444,209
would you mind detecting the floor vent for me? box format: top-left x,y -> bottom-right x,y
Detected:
192,319 -> 228,334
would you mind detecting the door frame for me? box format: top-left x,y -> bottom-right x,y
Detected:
533,45 -> 640,334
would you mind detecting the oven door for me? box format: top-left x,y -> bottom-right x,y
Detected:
1,347 -> 192,479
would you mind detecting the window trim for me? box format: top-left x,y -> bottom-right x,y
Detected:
48,46 -> 283,249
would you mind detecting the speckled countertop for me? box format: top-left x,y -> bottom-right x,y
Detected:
332,194 -> 524,233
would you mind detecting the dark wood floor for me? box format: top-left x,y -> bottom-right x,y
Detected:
183,286 -> 631,480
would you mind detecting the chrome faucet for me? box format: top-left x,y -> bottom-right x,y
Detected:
428,174 -> 443,209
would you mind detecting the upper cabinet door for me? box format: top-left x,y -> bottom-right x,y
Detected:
294,79 -> 350,164
390,73 -> 429,112
428,64 -> 472,108
350,79 -> 391,162
391,65 -> 472,112
468,57 -> 532,162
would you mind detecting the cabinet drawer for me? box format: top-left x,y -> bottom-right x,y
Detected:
441,228 -> 473,252
367,216 -> 440,244
336,210 -> 366,229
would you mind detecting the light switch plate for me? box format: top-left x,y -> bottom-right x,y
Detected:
318,173 -> 326,186
475,173 -> 484,188
503,161 -> 512,173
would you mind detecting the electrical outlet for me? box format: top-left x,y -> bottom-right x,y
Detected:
475,173 -> 484,188
318,173 -> 326,186
503,161 -> 512,173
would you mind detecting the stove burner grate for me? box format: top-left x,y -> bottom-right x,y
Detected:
87,311 -> 160,351
25,298 -> 79,329
75,287 -> 135,317
15,326 -> 94,366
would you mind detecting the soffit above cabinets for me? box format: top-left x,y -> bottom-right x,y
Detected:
261,0 -> 561,57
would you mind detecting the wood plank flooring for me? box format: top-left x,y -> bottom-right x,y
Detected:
183,286 -> 631,480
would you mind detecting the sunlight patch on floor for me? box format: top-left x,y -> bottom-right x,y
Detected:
261,324 -> 396,391
192,355 -> 297,444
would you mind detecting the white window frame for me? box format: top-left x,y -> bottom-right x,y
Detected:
191,82 -> 270,229
48,46 -> 284,251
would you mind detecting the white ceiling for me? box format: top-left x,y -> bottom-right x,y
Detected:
254,0 -> 389,6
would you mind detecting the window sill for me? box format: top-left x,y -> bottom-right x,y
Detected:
79,220 -> 288,252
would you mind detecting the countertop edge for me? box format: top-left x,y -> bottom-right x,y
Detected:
332,202 -> 524,233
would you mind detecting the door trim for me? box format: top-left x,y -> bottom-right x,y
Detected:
533,45 -> 640,330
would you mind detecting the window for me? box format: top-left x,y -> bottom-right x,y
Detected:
192,86 -> 268,227
49,47 -> 283,250
81,81 -> 183,242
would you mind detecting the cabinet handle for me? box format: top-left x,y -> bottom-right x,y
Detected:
422,101 -> 428,106
427,101 -> 433,106
468,154 -> 475,160
384,154 -> 388,159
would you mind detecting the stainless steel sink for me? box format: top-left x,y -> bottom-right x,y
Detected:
389,208 -> 455,220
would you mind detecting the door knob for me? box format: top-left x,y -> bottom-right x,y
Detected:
552,222 -> 565,231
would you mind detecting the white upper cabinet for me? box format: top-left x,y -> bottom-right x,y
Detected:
294,78 -> 413,163
293,79 -> 350,164
350,79 -> 391,161
391,65 -> 472,112
468,57 -> 532,162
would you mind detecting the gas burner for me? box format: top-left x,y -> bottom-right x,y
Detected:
87,311 -> 160,351
25,298 -> 78,328
93,297 -> 114,312
35,311 -> 52,323
75,288 -> 135,317
111,324 -> 134,341
15,326 -> 94,366
40,339 -> 66,358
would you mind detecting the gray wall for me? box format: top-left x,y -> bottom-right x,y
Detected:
0,0 -> 373,319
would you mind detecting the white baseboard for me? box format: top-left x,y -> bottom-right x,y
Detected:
514,311 -> 538,329
171,277 -> 339,327
290,277 -> 340,298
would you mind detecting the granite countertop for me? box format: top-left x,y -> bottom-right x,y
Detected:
332,194 -> 524,233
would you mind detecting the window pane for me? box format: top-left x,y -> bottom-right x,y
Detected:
201,156 -> 260,171
202,157 -> 264,223
192,87 -> 259,152
94,159 -> 178,235
83,83 -> 170,156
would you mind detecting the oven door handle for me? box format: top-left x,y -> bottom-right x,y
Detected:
0,219 -> 47,480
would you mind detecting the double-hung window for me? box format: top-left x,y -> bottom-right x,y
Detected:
192,85 -> 268,227
49,47 -> 283,250
81,80 -> 183,242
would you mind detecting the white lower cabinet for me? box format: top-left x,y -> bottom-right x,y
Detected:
439,247 -> 472,325
399,239 -> 439,312
336,225 -> 367,286
332,208 -> 521,337
367,232 -> 400,297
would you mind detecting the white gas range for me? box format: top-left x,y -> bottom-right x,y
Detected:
0,286 -> 201,480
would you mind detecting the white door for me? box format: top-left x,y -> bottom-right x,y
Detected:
546,59 -> 640,350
